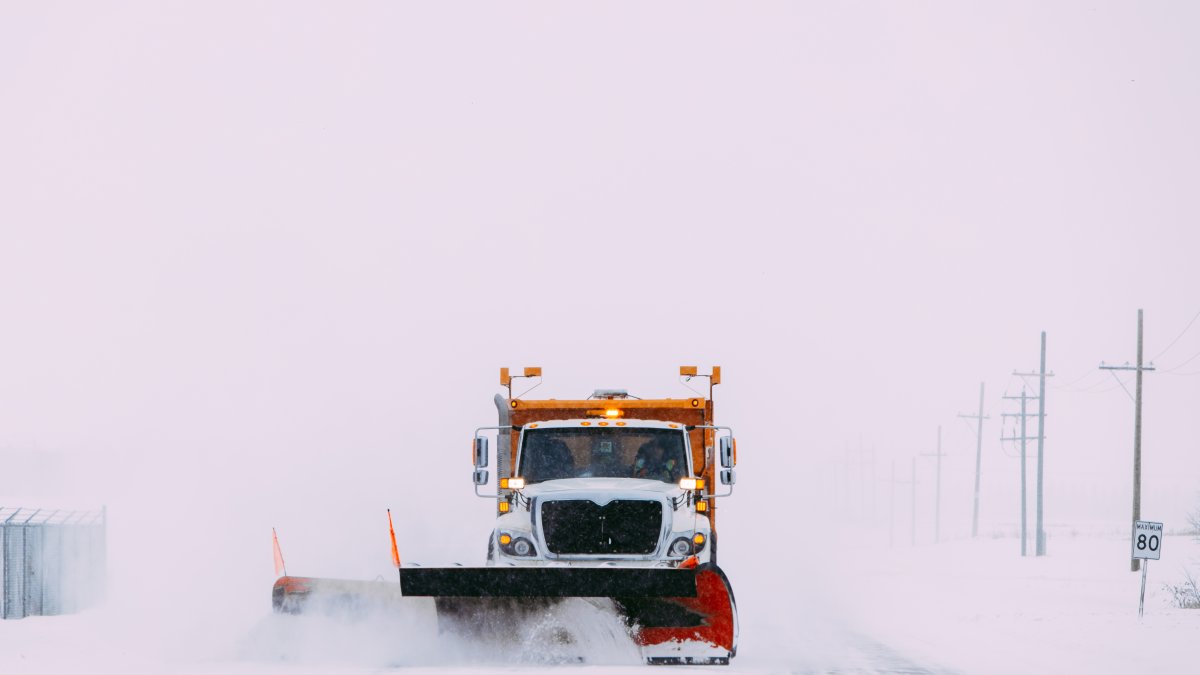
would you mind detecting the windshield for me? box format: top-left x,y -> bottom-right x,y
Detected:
519,427 -> 689,484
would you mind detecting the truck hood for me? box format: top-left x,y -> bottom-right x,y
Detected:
522,477 -> 681,499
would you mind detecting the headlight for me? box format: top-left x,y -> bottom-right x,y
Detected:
498,533 -> 537,557
669,534 -> 708,557
670,537 -> 692,557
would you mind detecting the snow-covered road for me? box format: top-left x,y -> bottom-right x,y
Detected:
2,530 -> 1196,674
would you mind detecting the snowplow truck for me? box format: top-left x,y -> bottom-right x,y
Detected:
272,366 -> 740,665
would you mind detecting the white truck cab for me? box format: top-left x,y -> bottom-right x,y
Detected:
487,419 -> 713,566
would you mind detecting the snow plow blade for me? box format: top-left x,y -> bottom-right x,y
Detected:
272,564 -> 737,665
401,567 -> 696,597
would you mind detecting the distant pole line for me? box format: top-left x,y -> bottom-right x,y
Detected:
1014,332 -> 1052,557
921,427 -> 947,543
890,458 -> 915,548
1003,388 -> 1038,556
959,382 -> 989,538
910,456 -> 917,546
889,460 -> 896,548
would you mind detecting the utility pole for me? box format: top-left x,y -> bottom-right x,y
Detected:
889,460 -> 896,547
890,458 -> 915,548
1002,388 -> 1037,556
1100,309 -> 1156,572
959,383 -> 989,538
921,427 -> 947,543
1015,332 -> 1052,556
857,440 -> 875,525
870,446 -> 877,525
910,456 -> 918,546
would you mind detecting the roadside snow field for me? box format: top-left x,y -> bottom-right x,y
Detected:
830,530 -> 1200,675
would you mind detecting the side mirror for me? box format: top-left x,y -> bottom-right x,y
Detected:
473,468 -> 489,486
719,437 -> 736,468
720,469 -> 736,486
473,437 -> 489,468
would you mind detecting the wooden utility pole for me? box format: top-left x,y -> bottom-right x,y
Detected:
1002,389 -> 1037,556
1100,309 -> 1155,572
1014,332 -> 1052,556
890,458 -> 915,547
889,460 -> 896,547
959,383 -> 989,538
1036,333 -> 1047,556
921,427 -> 947,543
936,427 -> 942,542
910,456 -> 918,546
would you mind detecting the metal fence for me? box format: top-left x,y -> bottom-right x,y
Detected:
1,507 -> 106,619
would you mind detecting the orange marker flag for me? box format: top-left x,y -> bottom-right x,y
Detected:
272,527 -> 287,578
387,509 -> 401,568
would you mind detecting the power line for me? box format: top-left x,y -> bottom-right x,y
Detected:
1162,366 -> 1200,377
1104,370 -> 1136,403
1091,374 -> 1132,395
1051,369 -> 1103,391
1159,345 -> 1200,373
1149,308 -> 1200,362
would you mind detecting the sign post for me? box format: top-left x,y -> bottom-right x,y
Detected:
1132,520 -> 1163,617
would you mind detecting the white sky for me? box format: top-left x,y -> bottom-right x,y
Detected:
2,1 -> 1199,634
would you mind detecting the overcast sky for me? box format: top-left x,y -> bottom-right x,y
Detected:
2,2 -> 1199,633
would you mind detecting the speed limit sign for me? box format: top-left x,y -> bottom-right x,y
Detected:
1133,520 -> 1163,560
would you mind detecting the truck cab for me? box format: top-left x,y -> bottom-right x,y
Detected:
489,418 -> 713,566
471,368 -> 737,571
